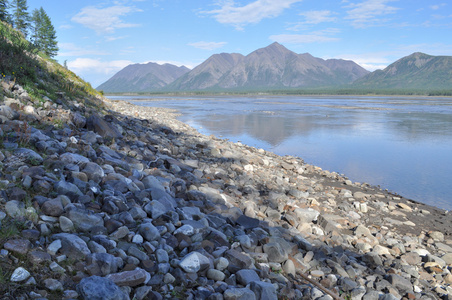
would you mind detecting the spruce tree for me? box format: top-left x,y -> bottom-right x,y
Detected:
30,7 -> 58,58
11,0 -> 29,37
0,0 -> 10,23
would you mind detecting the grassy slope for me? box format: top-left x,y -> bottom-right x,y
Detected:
0,21 -> 103,107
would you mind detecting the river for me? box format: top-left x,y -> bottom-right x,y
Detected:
108,95 -> 452,210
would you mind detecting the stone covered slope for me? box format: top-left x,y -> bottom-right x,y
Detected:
0,78 -> 452,300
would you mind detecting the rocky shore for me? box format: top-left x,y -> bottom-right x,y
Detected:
1,78 -> 452,300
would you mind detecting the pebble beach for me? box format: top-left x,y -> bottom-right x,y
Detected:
1,78 -> 451,299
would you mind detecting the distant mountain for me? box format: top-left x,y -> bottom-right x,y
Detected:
352,52 -> 452,90
97,62 -> 190,93
166,42 -> 369,91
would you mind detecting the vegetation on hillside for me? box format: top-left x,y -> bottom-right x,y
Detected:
0,20 -> 102,107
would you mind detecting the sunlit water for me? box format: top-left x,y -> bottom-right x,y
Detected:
109,95 -> 452,210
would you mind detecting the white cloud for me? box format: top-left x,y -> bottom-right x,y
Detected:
270,29 -> 340,44
188,41 -> 227,50
58,43 -> 109,57
204,0 -> 303,30
345,0 -> 399,28
430,3 -> 446,10
299,10 -> 337,24
72,5 -> 142,34
68,58 -> 133,76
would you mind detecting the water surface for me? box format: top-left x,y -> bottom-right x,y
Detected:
109,95 -> 452,210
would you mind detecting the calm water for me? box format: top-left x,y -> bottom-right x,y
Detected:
109,95 -> 452,210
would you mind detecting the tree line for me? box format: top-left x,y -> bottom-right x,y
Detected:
0,0 -> 58,58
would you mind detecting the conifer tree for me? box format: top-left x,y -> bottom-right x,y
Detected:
0,0 -> 10,23
11,0 -> 29,37
31,7 -> 58,58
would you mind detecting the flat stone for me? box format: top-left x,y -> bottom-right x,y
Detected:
52,233 -> 91,259
77,275 -> 128,300
236,215 -> 260,230
225,249 -> 253,269
250,281 -> 277,300
4,239 -> 31,255
106,268 -> 149,287
67,207 -> 104,232
236,269 -> 260,285
223,288 -> 256,300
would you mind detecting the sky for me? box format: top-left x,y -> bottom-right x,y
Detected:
27,0 -> 452,87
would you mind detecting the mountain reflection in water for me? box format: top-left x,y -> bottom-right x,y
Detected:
110,95 -> 452,210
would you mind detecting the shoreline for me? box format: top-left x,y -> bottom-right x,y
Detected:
1,81 -> 451,299
105,98 -> 452,236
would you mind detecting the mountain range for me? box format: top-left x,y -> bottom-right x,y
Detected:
97,43 -> 452,93
97,62 -> 190,93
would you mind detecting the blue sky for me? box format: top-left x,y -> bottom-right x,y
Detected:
27,0 -> 452,87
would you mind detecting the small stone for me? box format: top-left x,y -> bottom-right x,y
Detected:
179,251 -> 211,273
4,239 -> 31,255
59,216 -> 75,232
224,288 -> 256,300
311,270 -> 324,278
106,268 -> 149,287
236,269 -> 260,285
207,269 -> 226,281
10,267 -> 31,282
215,257 -> 229,271
44,278 -> 63,291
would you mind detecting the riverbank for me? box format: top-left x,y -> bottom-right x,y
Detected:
1,79 -> 451,299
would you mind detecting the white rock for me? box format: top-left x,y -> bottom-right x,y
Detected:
11,267 -> 31,282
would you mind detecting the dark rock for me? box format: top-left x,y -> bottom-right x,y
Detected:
87,113 -> 122,139
236,215 -> 260,230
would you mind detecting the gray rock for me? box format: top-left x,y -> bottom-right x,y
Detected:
106,268 -> 149,287
387,274 -> 413,292
86,253 -> 122,276
263,242 -> 288,263
44,278 -> 63,291
55,180 -> 84,201
0,105 -> 19,120
143,200 -> 169,219
14,148 -> 43,165
82,162 -> 105,183
5,200 -> 26,218
52,233 -> 91,259
249,281 -> 277,300
4,239 -> 31,255
77,276 -> 128,300
60,152 -> 90,164
225,249 -> 253,269
72,112 -> 87,128
41,198 -> 64,217
59,216 -> 75,232
86,113 -> 122,139
223,288 -> 256,300
179,251 -> 211,273
236,269 -> 260,285
138,222 -> 160,241
207,269 -> 226,281
67,207 -> 104,232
